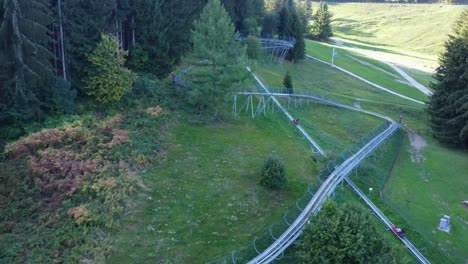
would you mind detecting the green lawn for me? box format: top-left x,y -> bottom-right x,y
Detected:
108,108 -> 382,263
327,2 -> 465,58
254,58 -> 423,111
305,40 -> 429,102
384,136 -> 468,263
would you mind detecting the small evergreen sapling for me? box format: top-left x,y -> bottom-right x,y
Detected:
260,155 -> 287,189
283,71 -> 294,94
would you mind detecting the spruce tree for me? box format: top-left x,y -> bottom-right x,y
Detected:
311,1 -> 332,41
186,0 -> 248,119
0,0 -> 54,122
428,10 -> 468,147
245,36 -> 264,60
85,34 -> 136,103
277,2 -> 305,62
283,71 -> 294,94
63,0 -> 116,87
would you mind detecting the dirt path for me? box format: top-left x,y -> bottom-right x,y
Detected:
386,63 -> 433,96
406,127 -> 427,163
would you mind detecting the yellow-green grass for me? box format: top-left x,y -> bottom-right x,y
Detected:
254,58 -> 423,111
326,2 -> 465,58
305,40 -> 429,102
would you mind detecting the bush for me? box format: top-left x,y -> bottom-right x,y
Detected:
260,155 -> 287,189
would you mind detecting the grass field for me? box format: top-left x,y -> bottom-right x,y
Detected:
108,102 -> 385,263
327,3 -> 465,58
305,40 -> 430,102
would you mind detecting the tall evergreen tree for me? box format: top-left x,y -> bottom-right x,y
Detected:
63,0 -> 116,88
277,2 -> 305,62
131,0 -> 206,77
428,10 -> 468,147
186,0 -> 248,119
311,1 -> 332,41
0,0 -> 54,122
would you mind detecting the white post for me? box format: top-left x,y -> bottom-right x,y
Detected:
331,47 -> 335,67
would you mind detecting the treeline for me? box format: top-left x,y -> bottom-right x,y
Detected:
324,0 -> 467,4
0,0 -> 314,127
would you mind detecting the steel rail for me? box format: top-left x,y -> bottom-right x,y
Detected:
246,67 -> 326,156
244,71 -> 403,263
247,120 -> 400,264
239,91 -> 429,264
345,178 -> 431,264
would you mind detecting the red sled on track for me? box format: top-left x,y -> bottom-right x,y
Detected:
391,225 -> 405,238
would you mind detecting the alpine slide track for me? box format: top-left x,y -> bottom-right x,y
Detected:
175,36 -> 430,264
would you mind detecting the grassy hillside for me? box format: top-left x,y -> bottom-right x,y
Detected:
305,40 -> 429,102
328,3 -> 465,57
254,58 -> 467,263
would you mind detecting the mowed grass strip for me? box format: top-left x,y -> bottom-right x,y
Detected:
305,40 -> 429,102
109,115 -> 319,263
326,2 -> 465,57
254,58 -> 422,111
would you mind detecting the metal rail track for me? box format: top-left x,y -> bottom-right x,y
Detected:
176,61 -> 430,264
247,116 -> 400,264
244,72 -> 430,264
246,67 -> 326,156
345,178 -> 431,264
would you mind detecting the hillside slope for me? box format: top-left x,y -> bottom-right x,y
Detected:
328,3 -> 465,57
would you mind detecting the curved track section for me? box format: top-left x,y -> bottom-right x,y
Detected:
240,92 -> 400,264
244,71 -> 429,264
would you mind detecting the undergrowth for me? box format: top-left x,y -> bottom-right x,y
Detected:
0,77 -> 175,263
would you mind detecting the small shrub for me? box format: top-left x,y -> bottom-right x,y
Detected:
260,155 -> 287,189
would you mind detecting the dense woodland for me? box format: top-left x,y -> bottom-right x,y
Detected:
0,0 -> 314,128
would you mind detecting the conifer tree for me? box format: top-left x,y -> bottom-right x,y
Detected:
277,2 -> 305,62
298,201 -> 408,263
311,1 -> 332,41
283,71 -> 294,94
0,0 -> 54,122
186,0 -> 248,119
428,10 -> 468,147
85,34 -> 136,103
63,0 -> 116,87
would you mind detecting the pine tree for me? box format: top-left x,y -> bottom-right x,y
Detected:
63,0 -> 116,87
277,2 -> 305,62
245,36 -> 264,60
0,0 -> 54,122
311,1 -> 332,41
428,10 -> 468,147
186,0 -> 248,119
85,34 -> 136,103
131,0 -> 206,77
283,71 -> 294,94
